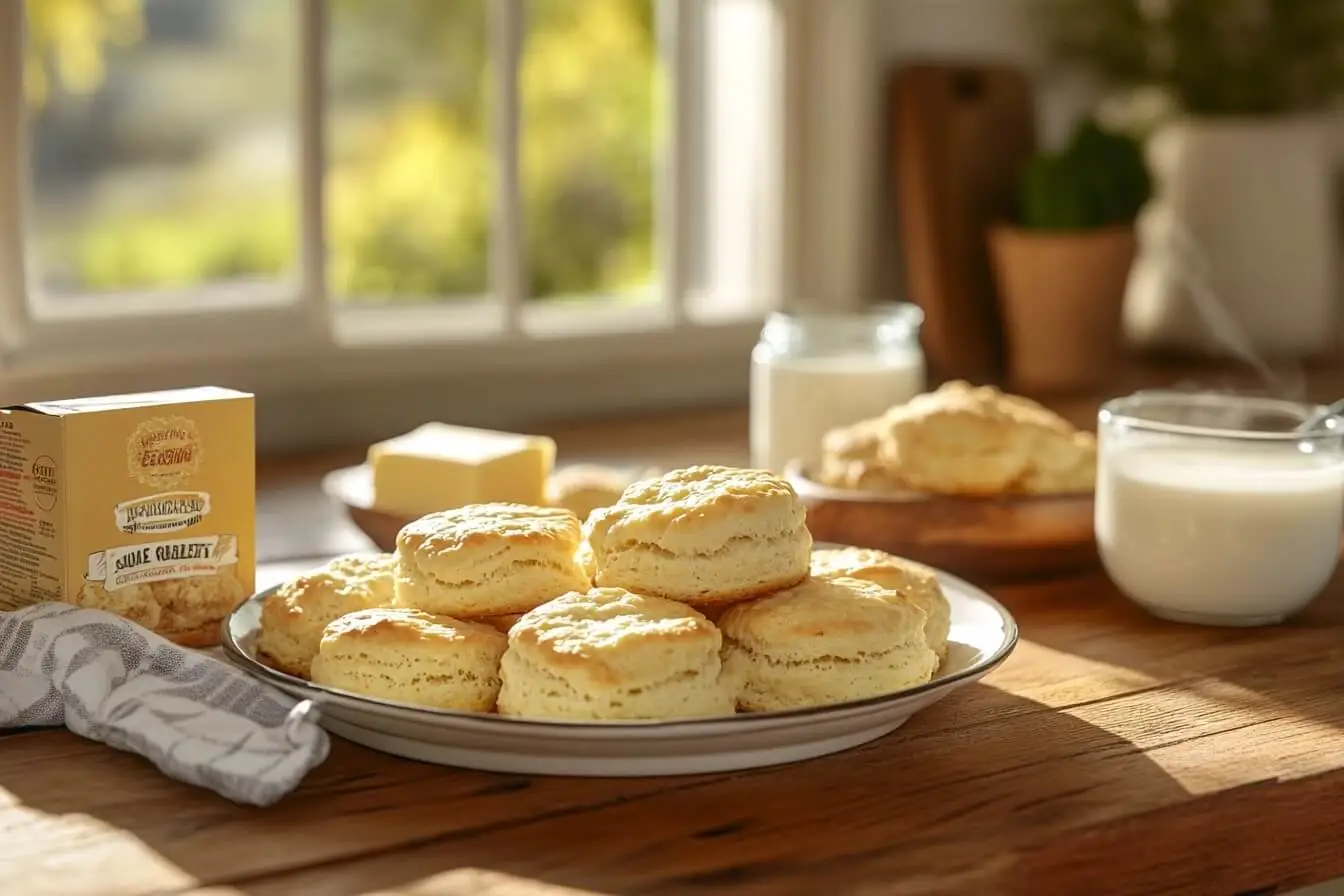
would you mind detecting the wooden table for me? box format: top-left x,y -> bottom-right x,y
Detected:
6,406 -> 1344,896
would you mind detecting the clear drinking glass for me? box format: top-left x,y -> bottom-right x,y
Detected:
1096,391 -> 1344,627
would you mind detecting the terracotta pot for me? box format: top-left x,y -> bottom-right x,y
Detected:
988,224 -> 1136,394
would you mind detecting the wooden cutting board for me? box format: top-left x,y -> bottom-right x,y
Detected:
890,63 -> 1037,383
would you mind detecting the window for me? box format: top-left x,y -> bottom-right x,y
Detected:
1,1 -> 875,446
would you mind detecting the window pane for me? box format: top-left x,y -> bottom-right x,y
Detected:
25,0 -> 297,297
522,0 -> 661,303
326,0 -> 490,302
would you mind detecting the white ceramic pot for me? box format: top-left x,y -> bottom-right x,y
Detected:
1123,116 -> 1340,360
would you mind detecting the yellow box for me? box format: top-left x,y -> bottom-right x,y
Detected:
0,387 -> 255,646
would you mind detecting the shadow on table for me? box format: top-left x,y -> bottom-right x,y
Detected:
1,685 -> 1189,895
994,567 -> 1344,736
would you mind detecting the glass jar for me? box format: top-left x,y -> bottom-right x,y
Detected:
749,304 -> 925,473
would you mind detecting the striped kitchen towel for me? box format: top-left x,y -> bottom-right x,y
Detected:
0,602 -> 329,806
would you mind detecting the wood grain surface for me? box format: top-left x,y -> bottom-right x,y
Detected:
890,63 -> 1036,383
6,390 -> 1344,896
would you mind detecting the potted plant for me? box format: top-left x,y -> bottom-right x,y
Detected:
989,119 -> 1153,393
1041,0 -> 1344,359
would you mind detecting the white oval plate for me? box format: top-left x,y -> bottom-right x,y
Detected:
221,559 -> 1017,777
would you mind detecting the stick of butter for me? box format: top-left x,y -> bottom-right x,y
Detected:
368,423 -> 556,519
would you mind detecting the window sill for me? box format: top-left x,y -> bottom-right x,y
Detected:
0,317 -> 762,453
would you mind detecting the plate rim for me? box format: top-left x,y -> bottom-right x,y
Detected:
321,464 -> 376,512
221,556 -> 1019,733
783,459 -> 1094,506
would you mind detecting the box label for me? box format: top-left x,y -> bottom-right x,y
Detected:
126,416 -> 203,489
0,388 -> 255,644
88,534 -> 239,591
114,491 -> 212,534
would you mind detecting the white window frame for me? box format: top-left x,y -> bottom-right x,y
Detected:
0,0 -> 880,451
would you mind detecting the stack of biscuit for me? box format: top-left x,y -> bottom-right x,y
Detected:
817,380 -> 1097,497
258,464 -> 954,721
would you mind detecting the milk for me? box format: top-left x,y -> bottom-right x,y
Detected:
1096,443 -> 1344,624
749,352 -> 925,473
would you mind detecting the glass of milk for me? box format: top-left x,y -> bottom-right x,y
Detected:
1096,391 -> 1344,627
749,305 -> 926,473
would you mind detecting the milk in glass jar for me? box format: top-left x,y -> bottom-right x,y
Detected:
749,306 -> 926,473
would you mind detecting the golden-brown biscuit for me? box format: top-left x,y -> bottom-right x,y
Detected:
257,553 -> 397,678
877,380 -> 1094,496
1013,430 -> 1098,495
719,576 -> 936,712
810,547 -> 951,660
816,419 -> 908,493
584,465 -> 812,606
815,456 -> 909,492
497,587 -> 737,720
472,613 -> 524,635
310,607 -> 507,711
396,503 -> 591,617
546,465 -> 653,522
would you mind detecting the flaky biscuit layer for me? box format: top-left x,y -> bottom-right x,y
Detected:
811,547 -> 951,660
396,503 -> 591,617
584,466 -> 812,605
875,381 -> 1095,496
719,576 -> 936,712
497,587 -> 738,720
310,607 -> 507,712
258,553 -> 397,678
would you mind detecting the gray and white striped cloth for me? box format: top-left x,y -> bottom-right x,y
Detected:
0,602 -> 329,806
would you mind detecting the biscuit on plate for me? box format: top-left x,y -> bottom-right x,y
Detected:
811,547 -> 951,660
473,613 -> 524,635
877,380 -> 1094,496
497,587 -> 737,721
395,503 -> 592,617
546,465 -> 658,522
257,553 -> 397,678
584,465 -> 812,606
719,576 -> 936,712
310,607 -> 507,712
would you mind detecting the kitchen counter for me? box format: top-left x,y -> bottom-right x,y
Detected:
4,406 -> 1344,896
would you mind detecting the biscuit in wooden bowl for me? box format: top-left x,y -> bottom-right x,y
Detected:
875,380 -> 1094,497
811,547 -> 950,661
310,607 -> 507,712
816,420 -> 910,493
719,576 -> 937,712
584,465 -> 812,607
257,552 -> 397,678
497,587 -> 737,721
395,503 -> 592,617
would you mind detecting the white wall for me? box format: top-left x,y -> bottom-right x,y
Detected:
879,0 -> 1094,149
874,0 -> 1343,309
880,0 -> 1344,153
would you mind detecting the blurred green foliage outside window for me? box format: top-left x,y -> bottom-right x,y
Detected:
24,0 -> 660,303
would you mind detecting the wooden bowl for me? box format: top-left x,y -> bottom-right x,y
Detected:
784,462 -> 1097,583
322,465 -> 409,552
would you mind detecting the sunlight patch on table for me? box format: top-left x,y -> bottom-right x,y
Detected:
0,804 -> 196,896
